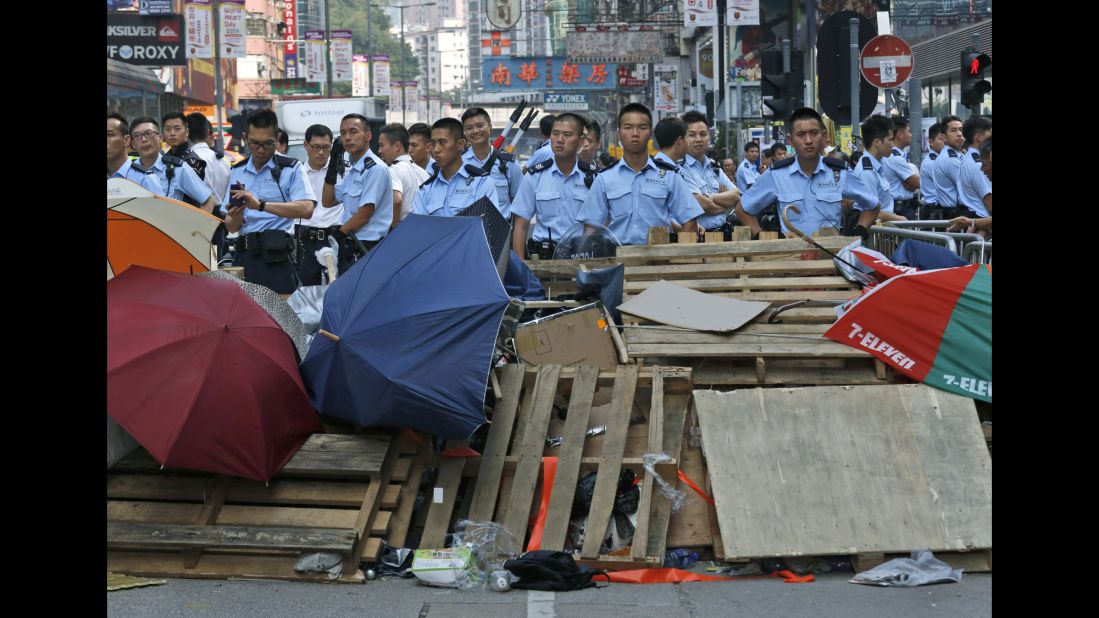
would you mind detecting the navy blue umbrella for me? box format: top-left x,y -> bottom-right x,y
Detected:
301,215 -> 510,440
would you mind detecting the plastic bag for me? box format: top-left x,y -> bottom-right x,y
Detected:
376,543 -> 415,579
849,549 -> 964,587
293,552 -> 343,580
642,453 -> 687,512
444,520 -> 521,590
314,246 -> 339,284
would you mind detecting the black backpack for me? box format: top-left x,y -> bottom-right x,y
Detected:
503,550 -> 610,591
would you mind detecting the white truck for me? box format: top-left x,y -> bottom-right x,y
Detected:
274,97 -> 387,161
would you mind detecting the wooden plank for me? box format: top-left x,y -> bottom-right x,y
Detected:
419,443 -> 468,548
107,551 -> 364,583
689,362 -> 889,386
624,276 -> 855,293
502,364 -> 562,544
580,365 -> 639,559
677,232 -> 697,244
360,537 -> 384,563
665,423 -> 712,549
627,343 -> 871,359
468,365 -> 526,521
216,505 -> 359,530
704,232 -> 724,244
391,458 -> 412,483
226,480 -> 368,507
624,290 -> 857,303
762,307 -> 841,324
107,501 -> 203,525
645,391 -> 689,561
625,259 -> 837,280
540,364 -> 600,550
758,231 -> 780,241
693,386 -> 992,558
341,429 -> 404,577
381,484 -> 402,509
371,511 -> 392,537
624,325 -> 831,344
731,227 -> 751,241
631,368 -> 663,559
107,475 -> 207,502
183,475 -> 231,568
108,523 -> 356,554
616,236 -> 854,261
648,227 -> 670,245
386,456 -> 426,548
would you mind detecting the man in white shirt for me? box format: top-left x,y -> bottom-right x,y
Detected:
407,123 -> 435,172
294,124 -> 346,285
186,113 -> 230,205
376,123 -> 431,227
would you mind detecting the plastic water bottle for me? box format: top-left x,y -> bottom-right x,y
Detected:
663,549 -> 699,569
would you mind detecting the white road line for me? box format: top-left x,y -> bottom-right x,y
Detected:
527,590 -> 556,618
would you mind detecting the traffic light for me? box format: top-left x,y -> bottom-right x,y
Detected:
960,47 -> 992,108
761,50 -> 804,120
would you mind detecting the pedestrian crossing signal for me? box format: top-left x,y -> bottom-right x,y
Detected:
960,48 -> 991,108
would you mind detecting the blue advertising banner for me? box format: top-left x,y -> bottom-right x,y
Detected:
481,57 -> 618,92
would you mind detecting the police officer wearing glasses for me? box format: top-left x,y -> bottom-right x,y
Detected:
221,110 -> 315,294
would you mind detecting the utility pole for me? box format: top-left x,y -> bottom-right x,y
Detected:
324,0 -> 333,96
213,0 -> 225,151
716,0 -> 726,155
375,2 -> 435,124
849,17 -> 860,145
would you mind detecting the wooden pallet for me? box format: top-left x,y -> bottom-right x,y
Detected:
416,364 -> 693,570
107,428 -> 421,583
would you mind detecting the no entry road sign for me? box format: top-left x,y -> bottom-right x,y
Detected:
860,34 -> 913,88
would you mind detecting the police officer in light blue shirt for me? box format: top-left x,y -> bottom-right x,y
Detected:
577,103 -> 702,246
680,110 -> 742,233
880,116 -> 920,219
956,115 -> 992,219
524,114 -> 556,170
321,114 -> 393,265
737,107 -> 879,239
511,113 -> 593,258
221,110 -> 316,294
848,116 -> 902,233
411,118 -> 498,217
735,141 -> 762,193
128,116 -> 218,213
461,107 -> 523,219
933,115 -> 966,216
108,113 -> 162,193
919,122 -> 946,214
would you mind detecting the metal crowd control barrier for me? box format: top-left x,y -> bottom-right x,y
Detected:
879,221 -> 987,257
964,241 -> 992,264
867,226 -> 958,258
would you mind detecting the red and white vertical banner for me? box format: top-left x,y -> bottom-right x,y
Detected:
283,2 -> 298,78
185,0 -> 213,59
219,0 -> 246,58
405,81 -> 418,114
304,31 -> 326,83
373,54 -> 391,96
352,54 -> 371,96
331,29 -> 352,82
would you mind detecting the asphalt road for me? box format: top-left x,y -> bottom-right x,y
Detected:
107,572 -> 991,617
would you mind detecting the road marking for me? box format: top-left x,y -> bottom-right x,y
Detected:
527,590 -> 556,618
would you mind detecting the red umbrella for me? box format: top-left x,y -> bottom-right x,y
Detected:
107,266 -> 323,481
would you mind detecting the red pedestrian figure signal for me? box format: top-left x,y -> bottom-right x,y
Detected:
970,58 -> 980,75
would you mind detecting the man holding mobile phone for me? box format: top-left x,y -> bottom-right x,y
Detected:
221,110 -> 316,294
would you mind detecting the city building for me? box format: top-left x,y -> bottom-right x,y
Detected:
236,0 -> 289,102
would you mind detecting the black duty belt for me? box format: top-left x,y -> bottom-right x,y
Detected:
241,230 -> 292,252
295,224 -> 336,242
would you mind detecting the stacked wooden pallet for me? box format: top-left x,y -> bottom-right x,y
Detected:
107,428 -> 424,583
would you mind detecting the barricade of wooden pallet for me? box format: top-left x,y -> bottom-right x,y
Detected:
107,427 -> 423,583
414,364 -> 693,570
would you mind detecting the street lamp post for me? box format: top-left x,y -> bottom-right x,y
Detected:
373,1 -> 435,125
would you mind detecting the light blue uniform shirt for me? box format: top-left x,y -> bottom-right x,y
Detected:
577,156 -> 703,246
741,155 -> 879,237
110,159 -> 163,193
526,140 -> 553,169
735,158 -> 761,193
882,147 -> 917,200
682,155 -> 737,230
411,164 -> 498,217
334,149 -> 393,241
933,146 -> 964,208
511,158 -> 589,242
957,151 -> 991,218
462,146 -> 522,219
920,150 -> 941,205
850,154 -> 895,214
220,155 -> 314,235
149,153 -> 213,205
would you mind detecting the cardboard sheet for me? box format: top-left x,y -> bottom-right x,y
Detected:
617,281 -> 769,332
515,303 -> 620,370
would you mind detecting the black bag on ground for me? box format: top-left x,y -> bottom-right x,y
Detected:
503,550 -> 609,591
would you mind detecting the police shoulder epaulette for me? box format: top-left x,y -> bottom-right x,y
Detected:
892,147 -> 903,157
360,155 -> 377,170
947,149 -> 958,158
497,150 -> 515,162
273,153 -> 300,168
821,157 -> 844,171
653,157 -> 678,173
862,157 -> 875,170
929,152 -> 938,160
464,163 -> 490,177
773,156 -> 797,170
708,158 -> 722,172
130,161 -> 153,173
577,158 -> 597,174
970,151 -> 981,162
419,168 -> 439,189
231,156 -> 251,169
162,154 -> 184,167
526,159 -> 553,175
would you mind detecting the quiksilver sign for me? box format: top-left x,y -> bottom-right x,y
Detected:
106,12 -> 187,66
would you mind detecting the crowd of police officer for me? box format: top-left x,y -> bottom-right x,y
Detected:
108,102 -> 990,296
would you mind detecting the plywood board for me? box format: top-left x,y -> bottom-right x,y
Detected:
693,385 -> 991,558
618,281 -> 769,332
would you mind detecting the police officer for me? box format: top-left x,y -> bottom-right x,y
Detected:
186,113 -> 230,206
577,103 -> 702,246
411,118 -> 497,217
129,116 -> 218,213
294,124 -> 346,285
524,114 -> 557,170
680,110 -> 742,235
579,118 -> 601,168
848,115 -> 902,234
878,116 -> 921,219
737,108 -> 880,239
461,107 -> 523,218
162,112 -> 210,191
652,117 -> 719,237
107,113 -> 162,192
407,122 -> 435,171
919,122 -> 945,218
957,117 -> 992,219
321,113 -> 393,268
376,123 -> 431,226
511,113 -> 593,258
221,109 -> 315,295
932,115 -> 966,219
736,141 -> 762,192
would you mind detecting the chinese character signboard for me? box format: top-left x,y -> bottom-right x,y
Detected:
616,63 -> 648,90
373,54 -> 391,96
331,29 -> 352,82
305,31 -> 326,83
219,0 -> 245,58
566,27 -> 663,64
352,54 -> 370,96
185,0 -> 213,59
283,2 -> 297,77
482,57 -> 617,92
107,12 -> 187,66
